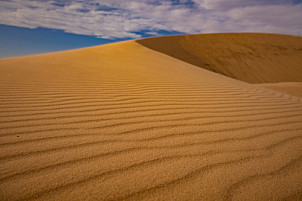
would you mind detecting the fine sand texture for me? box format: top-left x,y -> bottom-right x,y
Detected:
257,82 -> 302,99
1,34 -> 302,201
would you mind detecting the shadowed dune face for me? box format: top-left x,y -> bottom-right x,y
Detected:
137,33 -> 302,83
0,35 -> 302,201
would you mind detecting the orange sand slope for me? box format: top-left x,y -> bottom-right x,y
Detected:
1,36 -> 302,201
258,82 -> 302,99
138,33 -> 302,83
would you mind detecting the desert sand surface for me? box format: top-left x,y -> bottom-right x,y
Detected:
0,33 -> 302,201
258,82 -> 302,99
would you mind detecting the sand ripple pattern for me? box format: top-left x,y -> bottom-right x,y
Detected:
0,41 -> 302,201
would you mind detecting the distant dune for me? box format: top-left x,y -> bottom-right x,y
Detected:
138,33 -> 302,83
1,33 -> 302,201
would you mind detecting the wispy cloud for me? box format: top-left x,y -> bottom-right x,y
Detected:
0,0 -> 301,39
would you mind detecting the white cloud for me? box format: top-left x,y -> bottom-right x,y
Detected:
193,0 -> 289,10
227,4 -> 302,35
0,0 -> 301,39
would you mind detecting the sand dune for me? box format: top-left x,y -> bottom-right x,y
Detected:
1,34 -> 302,201
138,33 -> 302,83
258,82 -> 302,99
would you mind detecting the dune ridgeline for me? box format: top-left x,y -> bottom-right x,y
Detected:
0,33 -> 302,201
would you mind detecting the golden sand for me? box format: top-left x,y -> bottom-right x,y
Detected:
257,82 -> 302,99
0,34 -> 302,201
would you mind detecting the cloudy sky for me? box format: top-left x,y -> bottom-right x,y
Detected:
1,0 -> 302,57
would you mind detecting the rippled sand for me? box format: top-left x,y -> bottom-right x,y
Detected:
1,33 -> 302,201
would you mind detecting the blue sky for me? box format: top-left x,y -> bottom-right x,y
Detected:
0,0 -> 302,58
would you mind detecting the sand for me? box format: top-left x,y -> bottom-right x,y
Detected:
0,33 -> 302,201
257,82 -> 302,99
138,33 -> 302,83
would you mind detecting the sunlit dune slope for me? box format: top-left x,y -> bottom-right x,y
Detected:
138,33 -> 302,83
258,82 -> 302,98
0,37 -> 302,201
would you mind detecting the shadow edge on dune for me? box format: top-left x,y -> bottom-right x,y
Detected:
136,33 -> 302,84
